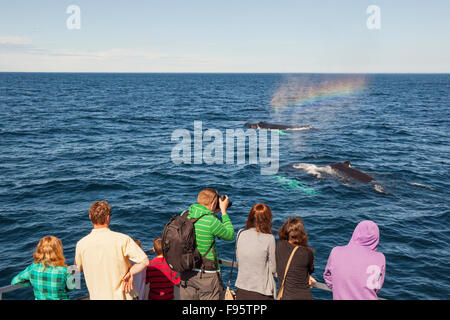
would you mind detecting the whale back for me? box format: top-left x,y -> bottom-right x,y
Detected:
330,161 -> 374,183
245,121 -> 313,130
258,122 -> 289,130
258,122 -> 310,130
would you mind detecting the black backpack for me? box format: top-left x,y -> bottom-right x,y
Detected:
162,210 -> 216,273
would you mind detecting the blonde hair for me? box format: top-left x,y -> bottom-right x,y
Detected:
197,189 -> 218,208
33,236 -> 67,268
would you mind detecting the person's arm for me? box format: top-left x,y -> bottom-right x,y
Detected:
308,250 -> 317,288
130,260 -> 149,275
123,261 -> 148,293
308,250 -> 315,275
323,249 -> 334,289
268,236 -> 277,276
210,196 -> 235,241
210,215 -> 235,241
376,257 -> 386,293
122,237 -> 150,293
74,242 -> 83,272
11,265 -> 33,287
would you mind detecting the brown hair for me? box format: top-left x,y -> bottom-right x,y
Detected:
197,188 -> 218,208
133,239 -> 142,248
278,217 -> 313,251
89,201 -> 111,225
33,236 -> 67,268
153,237 -> 163,256
245,203 -> 272,234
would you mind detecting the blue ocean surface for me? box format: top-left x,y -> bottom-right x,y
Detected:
0,73 -> 448,300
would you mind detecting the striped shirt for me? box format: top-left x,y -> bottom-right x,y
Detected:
146,256 -> 180,300
186,204 -> 235,268
11,263 -> 73,300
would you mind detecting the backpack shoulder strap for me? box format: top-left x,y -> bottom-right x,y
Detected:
192,213 -> 216,260
181,210 -> 189,218
181,209 -> 218,270
185,210 -> 209,224
199,239 -> 218,273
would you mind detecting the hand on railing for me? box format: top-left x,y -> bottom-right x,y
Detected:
309,275 -> 317,288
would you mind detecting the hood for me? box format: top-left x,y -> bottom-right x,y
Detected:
348,220 -> 380,251
188,203 -> 214,218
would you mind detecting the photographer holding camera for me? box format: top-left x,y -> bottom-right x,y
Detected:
179,188 -> 235,300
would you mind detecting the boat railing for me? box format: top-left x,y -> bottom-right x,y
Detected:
216,258 -> 334,295
0,250 -> 383,300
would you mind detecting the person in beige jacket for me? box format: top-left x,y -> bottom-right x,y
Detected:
75,201 -> 149,300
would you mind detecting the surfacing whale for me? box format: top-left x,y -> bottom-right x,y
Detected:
244,121 -> 313,131
294,161 -> 374,183
293,161 -> 386,193
329,161 -> 375,183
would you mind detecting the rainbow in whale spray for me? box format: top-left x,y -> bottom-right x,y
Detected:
270,75 -> 368,112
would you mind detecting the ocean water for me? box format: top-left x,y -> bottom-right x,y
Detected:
0,73 -> 448,300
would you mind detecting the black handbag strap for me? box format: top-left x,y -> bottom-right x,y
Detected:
227,229 -> 243,287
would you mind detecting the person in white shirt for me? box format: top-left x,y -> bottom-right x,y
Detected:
75,201 -> 149,300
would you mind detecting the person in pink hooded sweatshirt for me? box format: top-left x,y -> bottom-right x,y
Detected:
323,220 -> 386,300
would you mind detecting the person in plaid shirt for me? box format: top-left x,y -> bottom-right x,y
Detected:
11,236 -> 74,300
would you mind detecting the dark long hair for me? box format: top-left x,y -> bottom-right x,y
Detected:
245,203 -> 272,234
278,217 -> 314,251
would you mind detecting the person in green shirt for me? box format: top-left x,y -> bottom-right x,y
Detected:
180,188 -> 235,300
11,236 -> 74,300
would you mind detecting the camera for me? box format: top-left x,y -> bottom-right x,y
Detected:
215,193 -> 232,211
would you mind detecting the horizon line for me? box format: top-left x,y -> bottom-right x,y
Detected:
1,71 -> 449,75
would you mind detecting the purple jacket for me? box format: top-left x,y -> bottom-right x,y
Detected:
323,220 -> 386,300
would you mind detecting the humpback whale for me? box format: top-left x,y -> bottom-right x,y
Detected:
244,121 -> 313,131
293,161 -> 386,193
329,161 -> 375,183
293,161 -> 376,184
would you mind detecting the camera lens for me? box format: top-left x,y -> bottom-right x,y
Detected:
219,194 -> 232,208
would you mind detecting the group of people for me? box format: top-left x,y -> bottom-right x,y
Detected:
10,188 -> 386,300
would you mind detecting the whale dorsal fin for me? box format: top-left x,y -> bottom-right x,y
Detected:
343,161 -> 351,167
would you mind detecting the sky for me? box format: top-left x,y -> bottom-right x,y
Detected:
0,0 -> 449,73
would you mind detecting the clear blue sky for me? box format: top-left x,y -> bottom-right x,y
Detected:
1,0 -> 449,72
